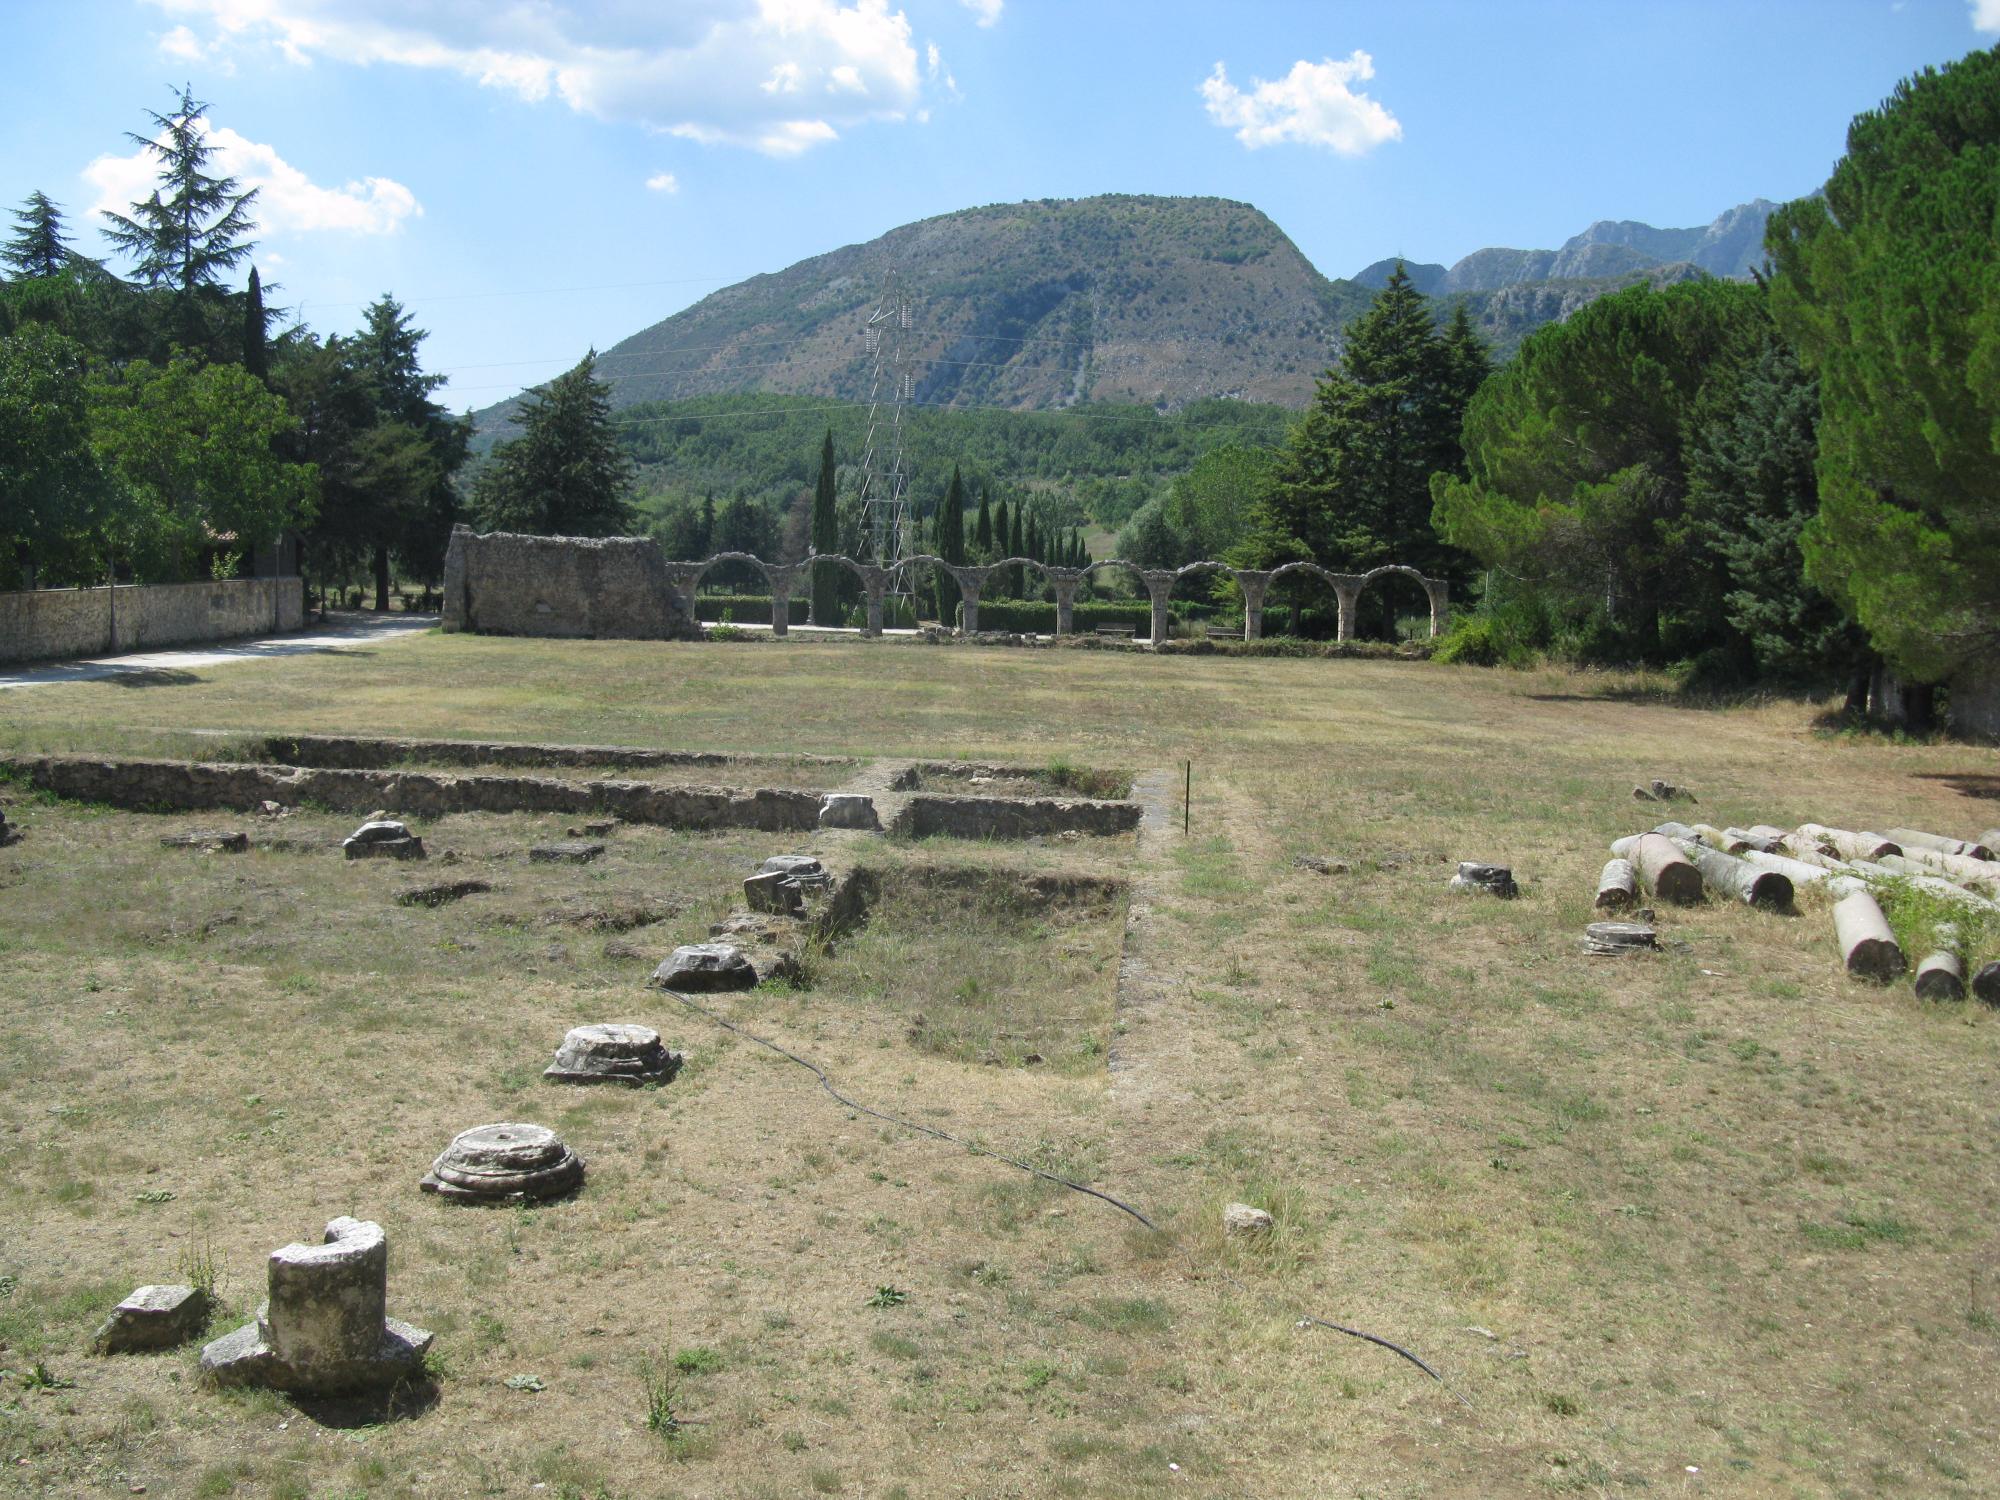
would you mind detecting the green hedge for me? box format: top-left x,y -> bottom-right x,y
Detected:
695,594 -> 809,624
959,599 -> 1216,635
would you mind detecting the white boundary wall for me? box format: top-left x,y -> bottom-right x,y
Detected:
0,577 -> 303,666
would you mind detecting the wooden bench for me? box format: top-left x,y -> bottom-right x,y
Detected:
1095,624 -> 1136,640
1205,625 -> 1241,641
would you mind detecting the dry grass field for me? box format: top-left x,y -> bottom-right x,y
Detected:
2,632 -> 1999,1499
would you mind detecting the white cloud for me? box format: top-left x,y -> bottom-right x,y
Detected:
1201,52 -> 1402,156
1974,0 -> 2000,32
959,0 -> 1002,26
646,171 -> 679,193
158,23 -> 206,60
84,120 -> 421,236
147,0 -> 946,157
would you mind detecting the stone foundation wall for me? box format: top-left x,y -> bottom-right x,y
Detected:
0,578 -> 303,666
1,755 -> 819,833
888,794 -> 1143,840
441,527 -> 696,641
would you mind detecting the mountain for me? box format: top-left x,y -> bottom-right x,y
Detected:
474,196 -> 1373,440
1353,199 -> 1777,295
471,193 -> 1780,442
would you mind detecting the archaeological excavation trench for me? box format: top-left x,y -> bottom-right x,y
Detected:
0,733 -> 1144,843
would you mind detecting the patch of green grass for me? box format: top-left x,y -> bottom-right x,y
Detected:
672,1345 -> 723,1375
1802,1211 -> 1914,1251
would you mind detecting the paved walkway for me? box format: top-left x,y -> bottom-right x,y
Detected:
0,613 -> 436,690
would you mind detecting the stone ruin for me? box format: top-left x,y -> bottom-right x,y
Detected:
543,1023 -> 680,1085
94,1284 -> 211,1354
201,1217 -> 432,1394
421,1123 -> 585,1204
344,818 -> 426,861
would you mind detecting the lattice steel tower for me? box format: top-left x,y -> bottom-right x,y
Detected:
854,274 -> 915,595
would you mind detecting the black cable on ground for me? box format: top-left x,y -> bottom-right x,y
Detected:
661,986 -> 1465,1403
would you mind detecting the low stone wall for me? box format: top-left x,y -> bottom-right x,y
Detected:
257,733 -> 847,773
0,578 -> 303,666
888,794 -> 1142,840
1,755 -> 819,833
441,527 -> 697,641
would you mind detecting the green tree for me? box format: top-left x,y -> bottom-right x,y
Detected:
1431,278 -> 1767,659
0,323 -> 105,588
241,265 -> 269,382
933,466 -> 966,623
809,429 -> 839,624
89,350 -> 316,582
1685,335 -> 1862,684
1114,497 -> 1185,569
99,87 -> 258,347
1765,44 -> 2000,707
1006,499 -> 1025,596
347,296 -> 467,602
1250,266 -> 1483,595
472,352 -> 632,537
4,192 -> 76,280
1165,443 -> 1277,563
974,487 -> 993,557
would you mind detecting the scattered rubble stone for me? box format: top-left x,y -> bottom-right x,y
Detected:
759,854 -> 832,889
93,1285 -> 210,1354
818,794 -> 881,831
395,879 -> 491,908
342,820 -> 425,861
1449,862 -> 1518,898
255,800 -> 292,818
1223,1203 -> 1275,1237
421,1124 -> 584,1204
543,1023 -> 681,1085
529,840 -> 604,864
566,821 -> 617,838
651,942 -> 758,992
711,912 -> 790,943
159,830 -> 249,853
200,1217 -> 432,1393
1581,922 -> 1659,956
1632,780 -> 1698,804
601,938 -> 641,961
744,868 -> 804,915
1293,854 -> 1350,875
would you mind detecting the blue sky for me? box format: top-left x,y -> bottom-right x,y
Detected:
5,1 -> 1994,408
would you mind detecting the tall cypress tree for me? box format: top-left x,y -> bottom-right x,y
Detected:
1007,502 -> 1025,597
974,488 -> 993,557
242,265 -> 269,383
808,429 -> 838,625
933,466 -> 966,625
3,192 -> 74,279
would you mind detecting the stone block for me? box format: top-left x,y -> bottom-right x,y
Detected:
93,1284 -> 210,1354
1223,1203 -> 1274,1237
652,942 -> 758,992
818,794 -> 881,831
421,1123 -> 585,1203
344,820 -> 426,861
1448,862 -> 1518,898
544,1023 -> 681,1085
744,869 -> 804,915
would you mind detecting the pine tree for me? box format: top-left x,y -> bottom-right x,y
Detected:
3,192 -> 74,280
1248,264 -> 1487,634
990,497 -> 1011,597
974,488 -> 993,557
809,429 -> 839,625
242,265 -> 268,383
100,87 -> 258,310
472,352 -> 633,537
933,466 -> 966,624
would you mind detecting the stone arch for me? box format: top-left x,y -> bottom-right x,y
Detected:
1261,560 -> 1355,641
1352,564 -> 1449,641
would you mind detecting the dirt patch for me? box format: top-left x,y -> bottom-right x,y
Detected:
892,761 -> 1135,801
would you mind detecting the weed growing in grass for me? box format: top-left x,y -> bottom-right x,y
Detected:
673,1346 -> 723,1375
175,1240 -> 220,1305
13,1360 -> 75,1391
640,1356 -> 682,1437
867,1285 -> 909,1308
